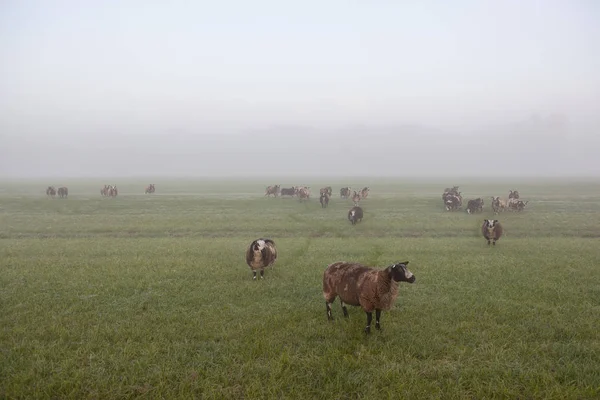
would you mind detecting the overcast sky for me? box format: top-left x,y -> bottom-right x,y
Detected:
1,0 -> 599,177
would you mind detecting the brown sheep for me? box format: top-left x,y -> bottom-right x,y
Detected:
482,219 -> 503,245
245,238 -> 278,280
323,261 -> 416,333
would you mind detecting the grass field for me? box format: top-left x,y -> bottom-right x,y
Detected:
1,178 -> 599,399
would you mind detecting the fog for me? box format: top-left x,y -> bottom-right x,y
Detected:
1,1 -> 599,178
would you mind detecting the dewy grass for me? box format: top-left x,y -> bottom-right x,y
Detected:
1,179 -> 599,399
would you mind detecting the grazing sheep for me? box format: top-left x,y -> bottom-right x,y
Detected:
323,261 -> 416,333
513,200 -> 529,211
245,238 -> 278,280
482,219 -> 503,246
320,191 -> 329,208
280,187 -> 296,197
348,206 -> 363,225
264,185 -> 280,197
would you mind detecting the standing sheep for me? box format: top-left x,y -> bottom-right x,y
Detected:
348,206 -> 363,225
482,219 -> 503,245
320,191 -> 329,208
323,261 -> 416,333
245,238 -> 278,280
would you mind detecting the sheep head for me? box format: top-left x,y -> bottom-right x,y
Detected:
253,239 -> 266,252
483,219 -> 499,235
389,262 -> 416,283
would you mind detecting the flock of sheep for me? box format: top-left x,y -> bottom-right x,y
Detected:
43,181 -> 516,334
442,186 -> 529,214
45,184 -> 157,198
45,186 -> 68,198
248,183 -> 527,333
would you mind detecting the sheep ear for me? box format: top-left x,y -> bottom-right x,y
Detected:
402,261 -> 409,265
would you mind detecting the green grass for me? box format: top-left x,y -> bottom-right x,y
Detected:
1,178 -> 599,399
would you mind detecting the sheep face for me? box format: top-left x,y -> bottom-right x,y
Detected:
389,262 -> 416,283
484,219 -> 497,234
348,206 -> 363,224
253,239 -> 266,252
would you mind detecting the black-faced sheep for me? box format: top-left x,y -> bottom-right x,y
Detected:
245,238 -> 278,279
348,206 -> 363,225
482,219 -> 503,245
466,198 -> 484,214
323,261 -> 416,333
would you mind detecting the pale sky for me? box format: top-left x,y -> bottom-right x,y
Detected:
1,0 -> 599,177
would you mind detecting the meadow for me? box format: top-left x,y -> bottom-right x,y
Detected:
1,178 -> 599,399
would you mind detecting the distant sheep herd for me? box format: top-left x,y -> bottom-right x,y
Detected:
43,181 -> 528,334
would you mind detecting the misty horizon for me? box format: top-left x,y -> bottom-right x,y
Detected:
1,1 -> 599,178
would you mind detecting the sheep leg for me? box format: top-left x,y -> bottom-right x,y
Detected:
325,302 -> 333,320
375,309 -> 382,330
253,271 -> 257,280
260,269 -> 265,279
365,312 -> 373,334
340,301 -> 349,318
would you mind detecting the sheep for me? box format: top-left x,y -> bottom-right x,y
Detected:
491,196 -> 507,214
340,187 -> 351,199
351,191 -> 361,205
466,198 -> 484,214
57,186 -> 68,198
482,219 -> 503,245
348,206 -> 363,225
245,238 -> 278,279
323,261 -> 416,333
319,191 -> 329,208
